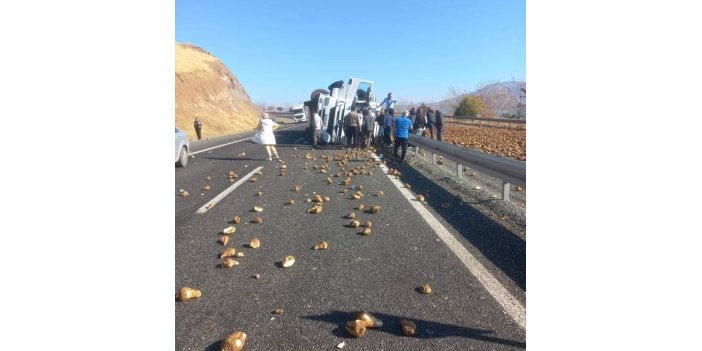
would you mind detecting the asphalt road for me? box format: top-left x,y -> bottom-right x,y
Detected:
175,123 -> 526,350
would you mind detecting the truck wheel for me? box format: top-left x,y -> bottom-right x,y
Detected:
310,88 -> 329,100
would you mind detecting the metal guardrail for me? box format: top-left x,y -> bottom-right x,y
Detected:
445,116 -> 526,124
390,112 -> 526,125
407,134 -> 526,201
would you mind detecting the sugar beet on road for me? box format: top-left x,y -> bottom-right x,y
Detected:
175,124 -> 526,350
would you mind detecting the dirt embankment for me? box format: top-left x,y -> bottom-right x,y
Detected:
175,43 -> 260,140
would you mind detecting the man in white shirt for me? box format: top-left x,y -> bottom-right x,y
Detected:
312,111 -> 323,148
379,93 -> 397,117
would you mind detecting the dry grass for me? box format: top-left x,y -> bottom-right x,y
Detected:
175,44 -> 217,74
175,43 -> 261,140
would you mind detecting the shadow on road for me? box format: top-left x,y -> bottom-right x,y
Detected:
204,340 -> 221,351
378,149 -> 526,291
303,310 -> 525,348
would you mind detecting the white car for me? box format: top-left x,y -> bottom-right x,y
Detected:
175,128 -> 190,167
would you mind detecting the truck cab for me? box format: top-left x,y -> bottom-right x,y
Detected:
292,104 -> 308,123
306,77 -> 378,144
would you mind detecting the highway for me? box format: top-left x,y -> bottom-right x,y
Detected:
175,122 -> 526,350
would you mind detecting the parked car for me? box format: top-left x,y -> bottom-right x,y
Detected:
175,128 -> 190,167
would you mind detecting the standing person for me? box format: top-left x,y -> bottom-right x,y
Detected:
343,106 -> 360,149
312,109 -> 323,149
406,107 -> 416,150
426,107 -> 436,139
393,111 -> 412,164
413,107 -> 426,136
361,108 -> 375,149
355,108 -> 365,148
193,118 -> 203,140
379,93 -> 397,117
369,107 -> 377,146
435,109 -> 444,141
256,112 -> 280,161
375,109 -> 385,146
382,110 -> 394,147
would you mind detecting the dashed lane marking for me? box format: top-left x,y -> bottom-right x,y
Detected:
195,166 -> 264,214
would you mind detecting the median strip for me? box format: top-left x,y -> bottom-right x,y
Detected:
196,166 -> 264,214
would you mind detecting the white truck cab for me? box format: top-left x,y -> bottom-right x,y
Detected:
292,104 -> 308,123
306,77 -> 378,144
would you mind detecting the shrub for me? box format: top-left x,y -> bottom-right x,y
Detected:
454,95 -> 488,117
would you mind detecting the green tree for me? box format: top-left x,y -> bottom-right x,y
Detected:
454,95 -> 487,117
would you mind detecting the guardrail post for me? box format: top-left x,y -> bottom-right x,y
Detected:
502,181 -> 510,202
406,133 -> 526,199
432,153 -> 437,165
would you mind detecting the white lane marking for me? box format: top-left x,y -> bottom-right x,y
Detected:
196,166 -> 264,214
372,153 -> 526,329
189,125 -> 298,155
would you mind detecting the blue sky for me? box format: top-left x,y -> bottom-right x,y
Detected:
175,0 -> 525,107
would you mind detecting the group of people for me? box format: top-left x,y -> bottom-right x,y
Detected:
377,97 -> 446,165
406,105 -> 444,141
340,105 -> 377,150
305,91 -> 447,165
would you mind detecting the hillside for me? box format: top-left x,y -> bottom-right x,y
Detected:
175,43 -> 260,140
469,81 -> 526,118
399,81 -> 526,118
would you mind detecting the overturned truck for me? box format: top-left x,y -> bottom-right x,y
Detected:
304,77 -> 379,145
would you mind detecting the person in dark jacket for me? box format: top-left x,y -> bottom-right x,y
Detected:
426,107 -> 436,139
382,111 -> 394,146
408,107 -> 416,126
435,109 -> 444,141
328,80 -> 344,94
374,110 -> 384,145
194,118 -> 203,140
413,108 -> 426,135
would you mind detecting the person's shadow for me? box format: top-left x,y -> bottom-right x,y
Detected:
302,310 -> 525,348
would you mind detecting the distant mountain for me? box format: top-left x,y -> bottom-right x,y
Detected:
399,81 -> 526,119
175,43 -> 260,140
469,81 -> 526,118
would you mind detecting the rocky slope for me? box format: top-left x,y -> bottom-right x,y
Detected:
175,43 -> 260,140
